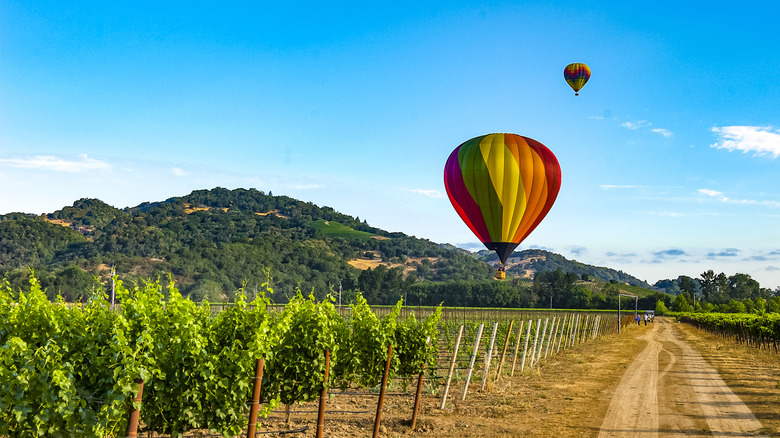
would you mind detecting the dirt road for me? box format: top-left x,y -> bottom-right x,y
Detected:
598,318 -> 763,437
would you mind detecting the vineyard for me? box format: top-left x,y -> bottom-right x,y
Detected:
676,312 -> 780,352
0,276 -> 633,437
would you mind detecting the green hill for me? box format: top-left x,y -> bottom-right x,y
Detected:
0,188 -> 494,303
0,187 -> 662,307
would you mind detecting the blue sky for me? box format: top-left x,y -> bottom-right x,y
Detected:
2,1 -> 780,289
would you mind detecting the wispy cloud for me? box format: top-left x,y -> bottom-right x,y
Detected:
706,248 -> 741,257
620,120 -> 652,130
654,249 -> 687,258
568,246 -> 587,257
172,167 -> 189,176
0,154 -> 110,172
698,188 -> 780,207
401,188 -> 444,199
651,128 -> 673,138
619,119 -> 672,137
711,125 -> 780,158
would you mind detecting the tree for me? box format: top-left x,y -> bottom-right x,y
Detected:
672,294 -> 692,312
678,275 -> 699,302
728,273 -> 760,300
655,300 -> 669,315
700,270 -> 716,301
189,279 -> 225,302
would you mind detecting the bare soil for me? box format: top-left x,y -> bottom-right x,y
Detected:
253,317 -> 780,437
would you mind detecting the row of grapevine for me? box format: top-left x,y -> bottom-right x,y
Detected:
0,276 -> 440,437
677,312 -> 780,353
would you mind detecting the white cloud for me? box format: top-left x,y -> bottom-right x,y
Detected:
620,120 -> 652,130
0,154 -> 110,172
172,167 -> 189,176
698,188 -> 780,207
651,128 -> 673,138
402,188 -> 444,199
698,189 -> 725,199
711,125 -> 780,158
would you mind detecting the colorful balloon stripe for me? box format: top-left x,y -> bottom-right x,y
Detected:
444,133 -> 561,264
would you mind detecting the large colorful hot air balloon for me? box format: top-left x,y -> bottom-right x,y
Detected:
444,133 -> 561,278
564,63 -> 590,96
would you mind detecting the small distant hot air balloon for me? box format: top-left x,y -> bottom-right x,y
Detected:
444,133 -> 561,279
564,63 -> 590,96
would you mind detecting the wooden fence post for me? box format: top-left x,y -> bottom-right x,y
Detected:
373,345 -> 393,438
536,318 -> 549,363
126,378 -> 144,438
481,322 -> 499,390
410,338 -> 431,430
246,358 -> 266,438
520,320 -> 532,372
509,320 -> 525,376
440,325 -> 463,409
544,317 -> 557,360
461,323 -> 484,401
495,320 -> 514,378
316,350 -> 331,438
556,314 -> 568,353
529,319 -> 541,367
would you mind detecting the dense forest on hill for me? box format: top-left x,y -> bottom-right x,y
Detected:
2,187 -> 664,307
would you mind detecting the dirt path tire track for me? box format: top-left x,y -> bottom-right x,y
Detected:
598,319 -> 763,437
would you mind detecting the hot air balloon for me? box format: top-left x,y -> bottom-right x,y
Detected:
564,63 -> 590,96
444,133 -> 561,279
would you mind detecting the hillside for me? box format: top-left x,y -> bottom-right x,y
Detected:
0,188 -> 495,302
0,187 -> 657,305
477,249 -> 652,288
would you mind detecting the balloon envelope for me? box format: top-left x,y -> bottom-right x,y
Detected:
564,63 -> 591,95
444,133 -> 561,264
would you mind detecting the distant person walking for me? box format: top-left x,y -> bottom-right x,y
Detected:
643,314 -> 648,326
635,315 -> 641,326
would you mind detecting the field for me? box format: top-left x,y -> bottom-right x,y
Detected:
309,219 -> 376,242
3,277 -> 779,437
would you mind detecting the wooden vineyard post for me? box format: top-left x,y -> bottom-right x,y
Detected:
529,319 -> 541,367
246,358 -> 266,438
440,325 -> 464,409
410,337 -> 430,430
581,315 -> 590,343
461,323 -> 484,401
126,378 -> 144,438
520,320 -> 532,372
373,345 -> 393,438
316,350 -> 331,438
509,320 -> 525,376
544,317 -> 557,360
495,320 -> 514,378
481,322 -> 499,390
570,315 -> 579,347
556,314 -> 568,353
535,318 -> 549,364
